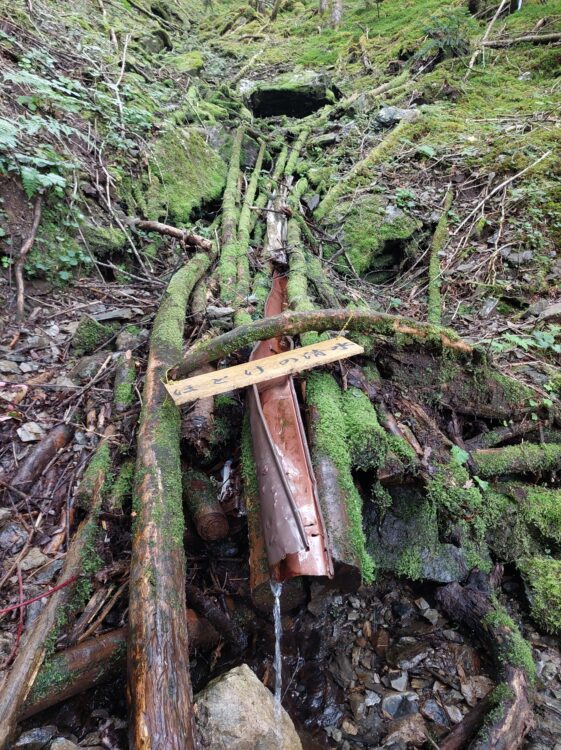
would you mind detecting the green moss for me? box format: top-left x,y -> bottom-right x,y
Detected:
169,50 -> 204,73
114,363 -> 136,408
474,443 -> 561,479
81,223 -> 127,256
395,547 -> 423,580
146,128 -> 226,223
306,372 -> 374,582
76,441 -> 112,507
325,193 -> 420,277
72,316 -> 113,356
241,412 -> 259,510
483,602 -> 536,682
518,556 -> 561,636
340,387 -> 388,470
427,190 -> 452,325
107,460 -> 134,512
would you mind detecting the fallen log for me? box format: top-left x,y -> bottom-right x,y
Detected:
113,350 -> 136,413
472,443 -> 561,478
185,584 -> 245,651
482,32 -> 561,47
0,428 -> 112,750
183,468 -> 229,541
9,423 -> 75,494
128,255 -> 211,750
436,572 -> 535,750
21,611 -> 221,720
171,308 -> 473,379
135,219 -> 213,251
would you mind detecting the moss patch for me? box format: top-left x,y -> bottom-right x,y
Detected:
519,556 -> 561,636
146,128 -> 226,224
72,316 -> 114,356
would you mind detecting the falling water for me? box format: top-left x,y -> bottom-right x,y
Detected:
270,579 -> 283,709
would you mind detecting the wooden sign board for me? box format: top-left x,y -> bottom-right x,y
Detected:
165,336 -> 364,405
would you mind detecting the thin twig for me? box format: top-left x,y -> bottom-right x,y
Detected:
453,151 -> 552,234
14,195 -> 42,322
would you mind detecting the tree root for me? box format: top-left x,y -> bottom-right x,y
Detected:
171,308 -> 473,379
14,195 -> 42,322
9,423 -> 74,495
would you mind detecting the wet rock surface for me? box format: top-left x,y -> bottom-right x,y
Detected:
195,663 -> 302,750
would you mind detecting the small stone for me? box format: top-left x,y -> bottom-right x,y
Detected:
376,105 -> 419,127
33,559 -> 63,584
371,628 -> 390,656
445,705 -> 463,724
389,670 -> 409,692
382,692 -> 419,719
0,508 -> 11,527
349,694 -> 366,721
115,327 -> 148,351
20,547 -> 49,571
0,359 -> 21,374
443,629 -> 464,643
70,353 -> 111,382
460,676 -> 494,707
365,690 -> 382,707
50,740 -> 81,750
423,609 -> 439,626
17,422 -> 46,442
53,376 -> 77,389
79,732 -> 102,746
15,726 -> 57,749
384,714 -> 427,747
341,719 -> 358,736
0,522 -> 27,554
421,699 -> 449,726
415,598 -> 430,611
19,362 -> 39,373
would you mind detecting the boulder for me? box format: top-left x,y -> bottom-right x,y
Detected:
195,664 -> 302,750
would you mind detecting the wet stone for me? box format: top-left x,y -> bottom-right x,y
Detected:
33,559 -> 63,584
70,353 -> 112,382
421,699 -> 449,726
50,740 -> 81,750
15,726 -> 57,750
445,705 -> 463,724
381,692 -> 419,719
422,609 -> 439,626
0,522 -> 27,554
383,714 -> 427,747
389,670 -> 408,692
20,547 -> 49,571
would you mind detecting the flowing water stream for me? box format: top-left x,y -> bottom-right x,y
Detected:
270,580 -> 284,710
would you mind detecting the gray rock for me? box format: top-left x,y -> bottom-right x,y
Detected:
195,663 -> 302,750
419,545 -> 468,583
33,559 -> 63,584
15,726 -> 57,750
20,547 -> 49,571
115,327 -> 148,351
421,699 -> 449,726
0,359 -> 21,374
70,353 -> 111,382
376,106 -> 419,127
389,671 -> 408,692
381,692 -> 419,719
445,705 -> 464,724
383,714 -> 427,747
422,608 -> 440,626
0,508 -> 11,527
0,522 -> 27,553
50,740 -> 81,750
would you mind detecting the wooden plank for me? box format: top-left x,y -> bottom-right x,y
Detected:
165,336 -> 364,405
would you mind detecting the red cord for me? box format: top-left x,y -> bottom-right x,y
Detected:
0,574 -> 79,616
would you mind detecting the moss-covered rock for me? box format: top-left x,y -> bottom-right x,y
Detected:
170,50 -> 204,74
81,223 -> 127,257
72,316 -> 114,356
328,194 -> 420,277
146,128 -> 227,223
241,69 -> 335,118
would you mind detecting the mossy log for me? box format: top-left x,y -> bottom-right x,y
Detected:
128,255 -> 211,750
436,572 -> 534,750
135,220 -> 213,251
0,429 -> 112,750
183,468 -> 229,541
21,612 -> 220,721
305,372 -> 373,586
473,443 -> 561,478
171,308 -> 473,379
217,125 -> 244,305
181,365 -> 216,462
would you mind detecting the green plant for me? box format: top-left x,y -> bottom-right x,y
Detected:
416,12 -> 471,61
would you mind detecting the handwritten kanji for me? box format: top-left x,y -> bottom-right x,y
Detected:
244,365 -> 265,377
280,357 -> 299,365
